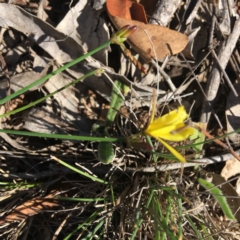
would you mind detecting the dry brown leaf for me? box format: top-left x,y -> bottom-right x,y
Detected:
221,158 -> 240,180
226,81 -> 240,144
0,194 -> 59,224
106,0 -> 188,62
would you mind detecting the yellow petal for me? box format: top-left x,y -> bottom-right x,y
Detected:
168,126 -> 196,141
161,129 -> 196,141
145,123 -> 185,139
158,138 -> 186,163
145,121 -> 196,141
146,106 -> 188,130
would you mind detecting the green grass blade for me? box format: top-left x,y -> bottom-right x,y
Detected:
165,194 -> 171,222
152,194 -> 162,240
110,184 -> 115,205
160,194 -> 172,240
51,156 -> 108,185
146,135 -> 158,163
158,220 -> 178,240
81,219 -> 105,240
131,190 -> 154,240
0,181 -> 40,189
0,129 -> 123,142
175,187 -> 183,238
64,210 -> 101,240
105,80 -> 129,127
198,178 -> 236,220
189,123 -> 205,158
185,214 -> 202,239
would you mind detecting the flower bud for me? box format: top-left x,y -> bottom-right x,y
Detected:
111,25 -> 137,44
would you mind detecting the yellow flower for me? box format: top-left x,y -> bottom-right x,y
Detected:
144,106 -> 196,162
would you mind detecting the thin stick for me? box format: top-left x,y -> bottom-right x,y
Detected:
125,149 -> 240,172
211,49 -> 238,97
193,124 -> 240,161
200,18 -> 240,124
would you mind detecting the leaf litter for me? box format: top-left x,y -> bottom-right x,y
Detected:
0,0 -> 240,239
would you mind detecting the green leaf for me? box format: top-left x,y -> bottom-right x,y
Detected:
189,123 -> 205,158
105,80 -> 129,127
96,80 -> 129,163
198,178 -> 236,220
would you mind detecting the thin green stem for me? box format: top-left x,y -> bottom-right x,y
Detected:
176,188 -> 183,238
146,135 -> 158,163
185,215 -> 202,239
51,156 -> 108,184
131,190 -> 154,240
0,129 -> 124,142
64,210 -> 101,240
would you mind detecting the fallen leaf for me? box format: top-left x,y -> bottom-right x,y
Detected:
56,0 -> 109,64
0,194 -> 59,224
106,0 -> 188,62
9,62 -> 53,93
221,158 -> 240,180
0,3 -> 112,101
226,81 -> 240,144
23,106 -> 78,134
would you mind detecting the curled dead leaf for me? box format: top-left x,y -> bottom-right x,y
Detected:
106,0 -> 188,62
0,194 -> 59,224
221,158 -> 240,180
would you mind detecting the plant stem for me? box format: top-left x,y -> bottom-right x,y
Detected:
0,129 -> 124,142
